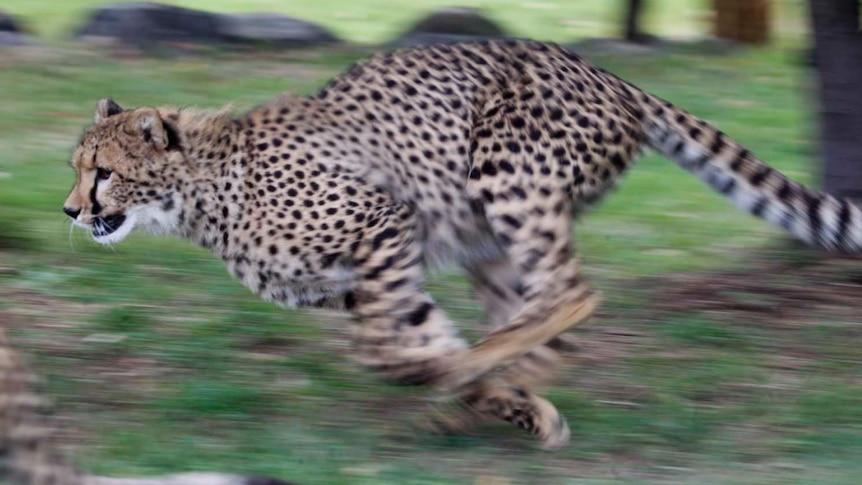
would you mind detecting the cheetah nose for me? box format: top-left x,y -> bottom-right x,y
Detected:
63,207 -> 81,220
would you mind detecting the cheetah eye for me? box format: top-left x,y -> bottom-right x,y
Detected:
96,167 -> 113,181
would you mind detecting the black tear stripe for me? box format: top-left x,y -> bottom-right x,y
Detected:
90,172 -> 103,215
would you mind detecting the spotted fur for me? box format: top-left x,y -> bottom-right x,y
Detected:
61,40 -> 860,450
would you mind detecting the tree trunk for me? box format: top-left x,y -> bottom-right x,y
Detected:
622,0 -> 646,43
713,0 -> 772,45
809,0 -> 862,200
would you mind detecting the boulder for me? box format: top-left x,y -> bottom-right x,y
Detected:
0,11 -> 32,46
76,3 -> 221,46
392,7 -> 508,47
75,2 -> 339,49
217,13 -> 339,48
0,11 -> 26,33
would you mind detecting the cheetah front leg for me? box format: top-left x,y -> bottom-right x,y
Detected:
348,205 -> 468,385
346,204 -> 560,386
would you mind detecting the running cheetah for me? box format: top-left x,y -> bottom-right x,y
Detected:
61,40 -> 862,449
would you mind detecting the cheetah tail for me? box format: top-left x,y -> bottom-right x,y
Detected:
642,95 -> 862,253
0,328 -> 296,485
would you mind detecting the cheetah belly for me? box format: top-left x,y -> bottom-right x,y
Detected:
225,257 -> 356,308
418,217 -> 501,268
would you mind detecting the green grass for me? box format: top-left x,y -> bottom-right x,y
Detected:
2,1 -> 860,484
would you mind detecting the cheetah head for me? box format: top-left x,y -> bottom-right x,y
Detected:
63,98 -> 186,245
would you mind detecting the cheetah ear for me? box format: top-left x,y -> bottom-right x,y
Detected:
95,98 -> 124,124
129,108 -> 169,149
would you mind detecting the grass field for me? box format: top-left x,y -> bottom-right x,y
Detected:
2,1 -> 861,484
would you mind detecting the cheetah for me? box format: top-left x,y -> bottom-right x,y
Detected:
62,40 -> 862,449
0,329 -> 296,485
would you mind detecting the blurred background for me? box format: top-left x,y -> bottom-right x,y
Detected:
1,1 -> 861,484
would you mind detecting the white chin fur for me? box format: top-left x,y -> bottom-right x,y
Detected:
137,199 -> 182,236
89,197 -> 182,245
93,212 -> 137,245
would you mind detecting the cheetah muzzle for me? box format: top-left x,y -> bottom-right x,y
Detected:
92,213 -> 127,238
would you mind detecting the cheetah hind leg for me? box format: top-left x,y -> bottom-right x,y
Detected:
438,137 -> 603,391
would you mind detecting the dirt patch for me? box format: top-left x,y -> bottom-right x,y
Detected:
642,250 -> 862,326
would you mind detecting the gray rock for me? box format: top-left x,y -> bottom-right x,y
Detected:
0,11 -> 26,34
76,2 -> 222,46
392,7 -> 507,47
0,11 -> 31,46
76,2 -> 339,50
217,13 -> 339,47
